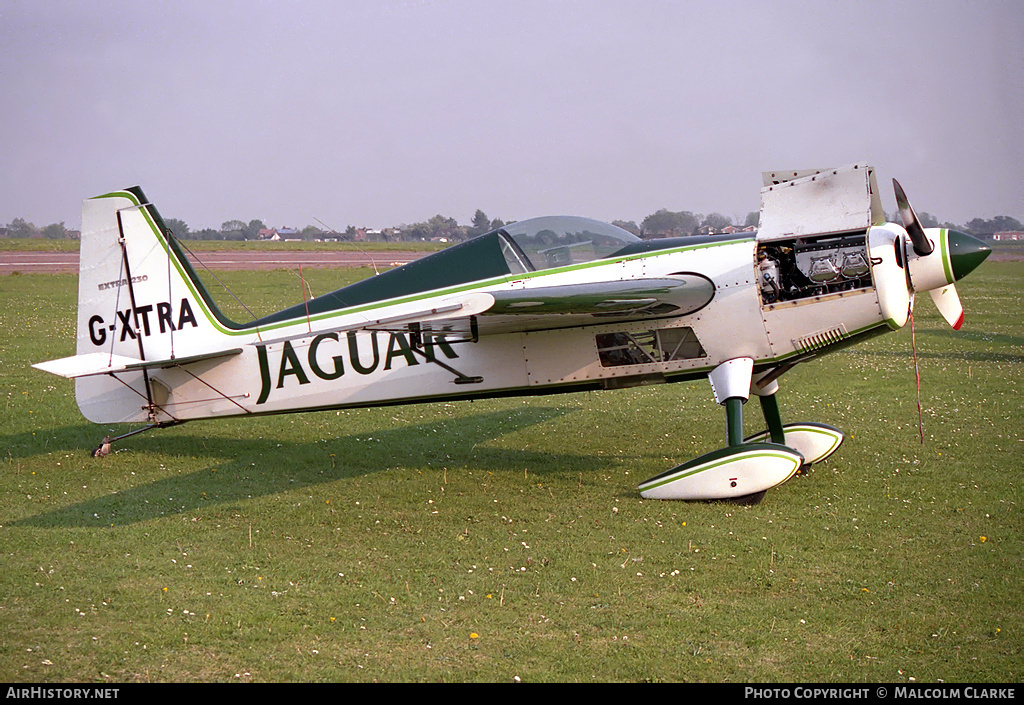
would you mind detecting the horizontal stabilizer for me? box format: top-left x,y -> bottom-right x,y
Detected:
33,348 -> 242,379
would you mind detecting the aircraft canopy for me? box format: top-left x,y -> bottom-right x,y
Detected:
498,216 -> 640,272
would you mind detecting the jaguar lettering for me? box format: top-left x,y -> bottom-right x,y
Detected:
255,331 -> 459,405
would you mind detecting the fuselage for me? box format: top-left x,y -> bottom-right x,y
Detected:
76,227 -> 890,424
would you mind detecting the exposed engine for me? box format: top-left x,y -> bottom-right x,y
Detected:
757,231 -> 873,304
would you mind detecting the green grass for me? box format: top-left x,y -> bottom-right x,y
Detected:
0,263 -> 1020,682
0,239 -> 81,252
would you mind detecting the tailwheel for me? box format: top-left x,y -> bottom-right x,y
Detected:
92,436 -> 112,458
87,421 -> 184,458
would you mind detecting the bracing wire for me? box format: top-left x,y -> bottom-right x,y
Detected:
172,236 -> 263,325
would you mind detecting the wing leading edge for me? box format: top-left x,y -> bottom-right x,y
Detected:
365,273 -> 717,340
488,276 -> 714,316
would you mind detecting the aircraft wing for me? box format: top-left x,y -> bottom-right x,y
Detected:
361,275 -> 715,339
252,275 -> 714,345
487,277 -> 710,315
472,274 -> 715,335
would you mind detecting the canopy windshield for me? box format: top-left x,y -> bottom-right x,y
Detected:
497,216 -> 640,273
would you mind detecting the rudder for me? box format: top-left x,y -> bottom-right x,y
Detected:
43,188 -> 243,423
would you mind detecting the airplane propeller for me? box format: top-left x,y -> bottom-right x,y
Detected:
927,283 -> 964,329
890,179 -> 990,330
893,178 -> 932,257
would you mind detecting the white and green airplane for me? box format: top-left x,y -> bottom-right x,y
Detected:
34,164 -> 990,502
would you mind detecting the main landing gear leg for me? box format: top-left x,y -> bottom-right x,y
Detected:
745,373 -> 845,474
638,358 -> 803,501
756,391 -> 787,445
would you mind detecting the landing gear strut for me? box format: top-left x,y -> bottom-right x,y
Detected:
638,358 -> 845,501
638,358 -> 804,501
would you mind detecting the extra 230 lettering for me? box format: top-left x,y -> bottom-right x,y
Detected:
87,298 -> 199,346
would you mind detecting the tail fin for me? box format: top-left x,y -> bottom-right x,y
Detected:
34,188 -> 243,423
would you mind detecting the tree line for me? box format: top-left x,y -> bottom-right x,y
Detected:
3,209 -> 1021,243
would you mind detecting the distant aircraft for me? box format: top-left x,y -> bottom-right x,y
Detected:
34,164 -> 990,502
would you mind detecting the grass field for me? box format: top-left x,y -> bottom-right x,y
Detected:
0,262 -> 1020,683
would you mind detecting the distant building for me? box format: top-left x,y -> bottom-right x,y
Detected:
993,231 -> 1024,241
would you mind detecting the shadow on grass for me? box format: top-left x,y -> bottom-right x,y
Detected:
9,406 -> 622,528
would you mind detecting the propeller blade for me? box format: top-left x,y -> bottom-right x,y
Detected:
899,233 -> 913,292
893,179 -> 933,256
930,284 -> 965,330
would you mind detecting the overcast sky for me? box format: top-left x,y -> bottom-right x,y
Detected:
1,0 -> 1021,231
